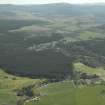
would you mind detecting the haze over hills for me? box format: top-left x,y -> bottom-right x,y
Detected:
0,3 -> 105,20
0,3 -> 105,78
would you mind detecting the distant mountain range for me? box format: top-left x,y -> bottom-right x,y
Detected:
0,3 -> 105,20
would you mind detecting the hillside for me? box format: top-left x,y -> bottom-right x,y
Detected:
0,3 -> 105,78
0,68 -> 105,105
0,68 -> 43,105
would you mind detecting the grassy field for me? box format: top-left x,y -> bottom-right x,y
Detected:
25,81 -> 75,105
77,31 -> 105,40
1,65 -> 105,105
74,63 -> 105,80
75,85 -> 105,105
0,69 -> 42,105
25,81 -> 105,105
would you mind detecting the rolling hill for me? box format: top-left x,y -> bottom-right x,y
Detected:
0,3 -> 105,105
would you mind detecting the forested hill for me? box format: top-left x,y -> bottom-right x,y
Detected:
0,3 -> 105,79
0,3 -> 105,18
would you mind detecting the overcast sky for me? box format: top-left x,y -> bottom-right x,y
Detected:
0,0 -> 105,4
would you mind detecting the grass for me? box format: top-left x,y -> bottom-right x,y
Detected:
75,85 -> 105,105
25,80 -> 105,105
1,63 -> 105,105
25,81 -> 75,105
74,62 -> 105,80
77,31 -> 105,40
0,68 -> 42,105
64,31 -> 105,43
0,89 -> 17,105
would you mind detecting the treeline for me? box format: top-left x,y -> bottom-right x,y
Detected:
57,38 -> 105,68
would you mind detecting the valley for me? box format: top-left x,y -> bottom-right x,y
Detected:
0,3 -> 105,105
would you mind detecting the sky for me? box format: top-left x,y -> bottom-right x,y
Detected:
0,0 -> 105,4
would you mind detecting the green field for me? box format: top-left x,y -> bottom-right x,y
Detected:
74,63 -> 105,80
0,67 -> 105,105
0,69 -> 42,105
25,81 -> 105,105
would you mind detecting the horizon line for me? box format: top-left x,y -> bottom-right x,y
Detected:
0,2 -> 105,5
